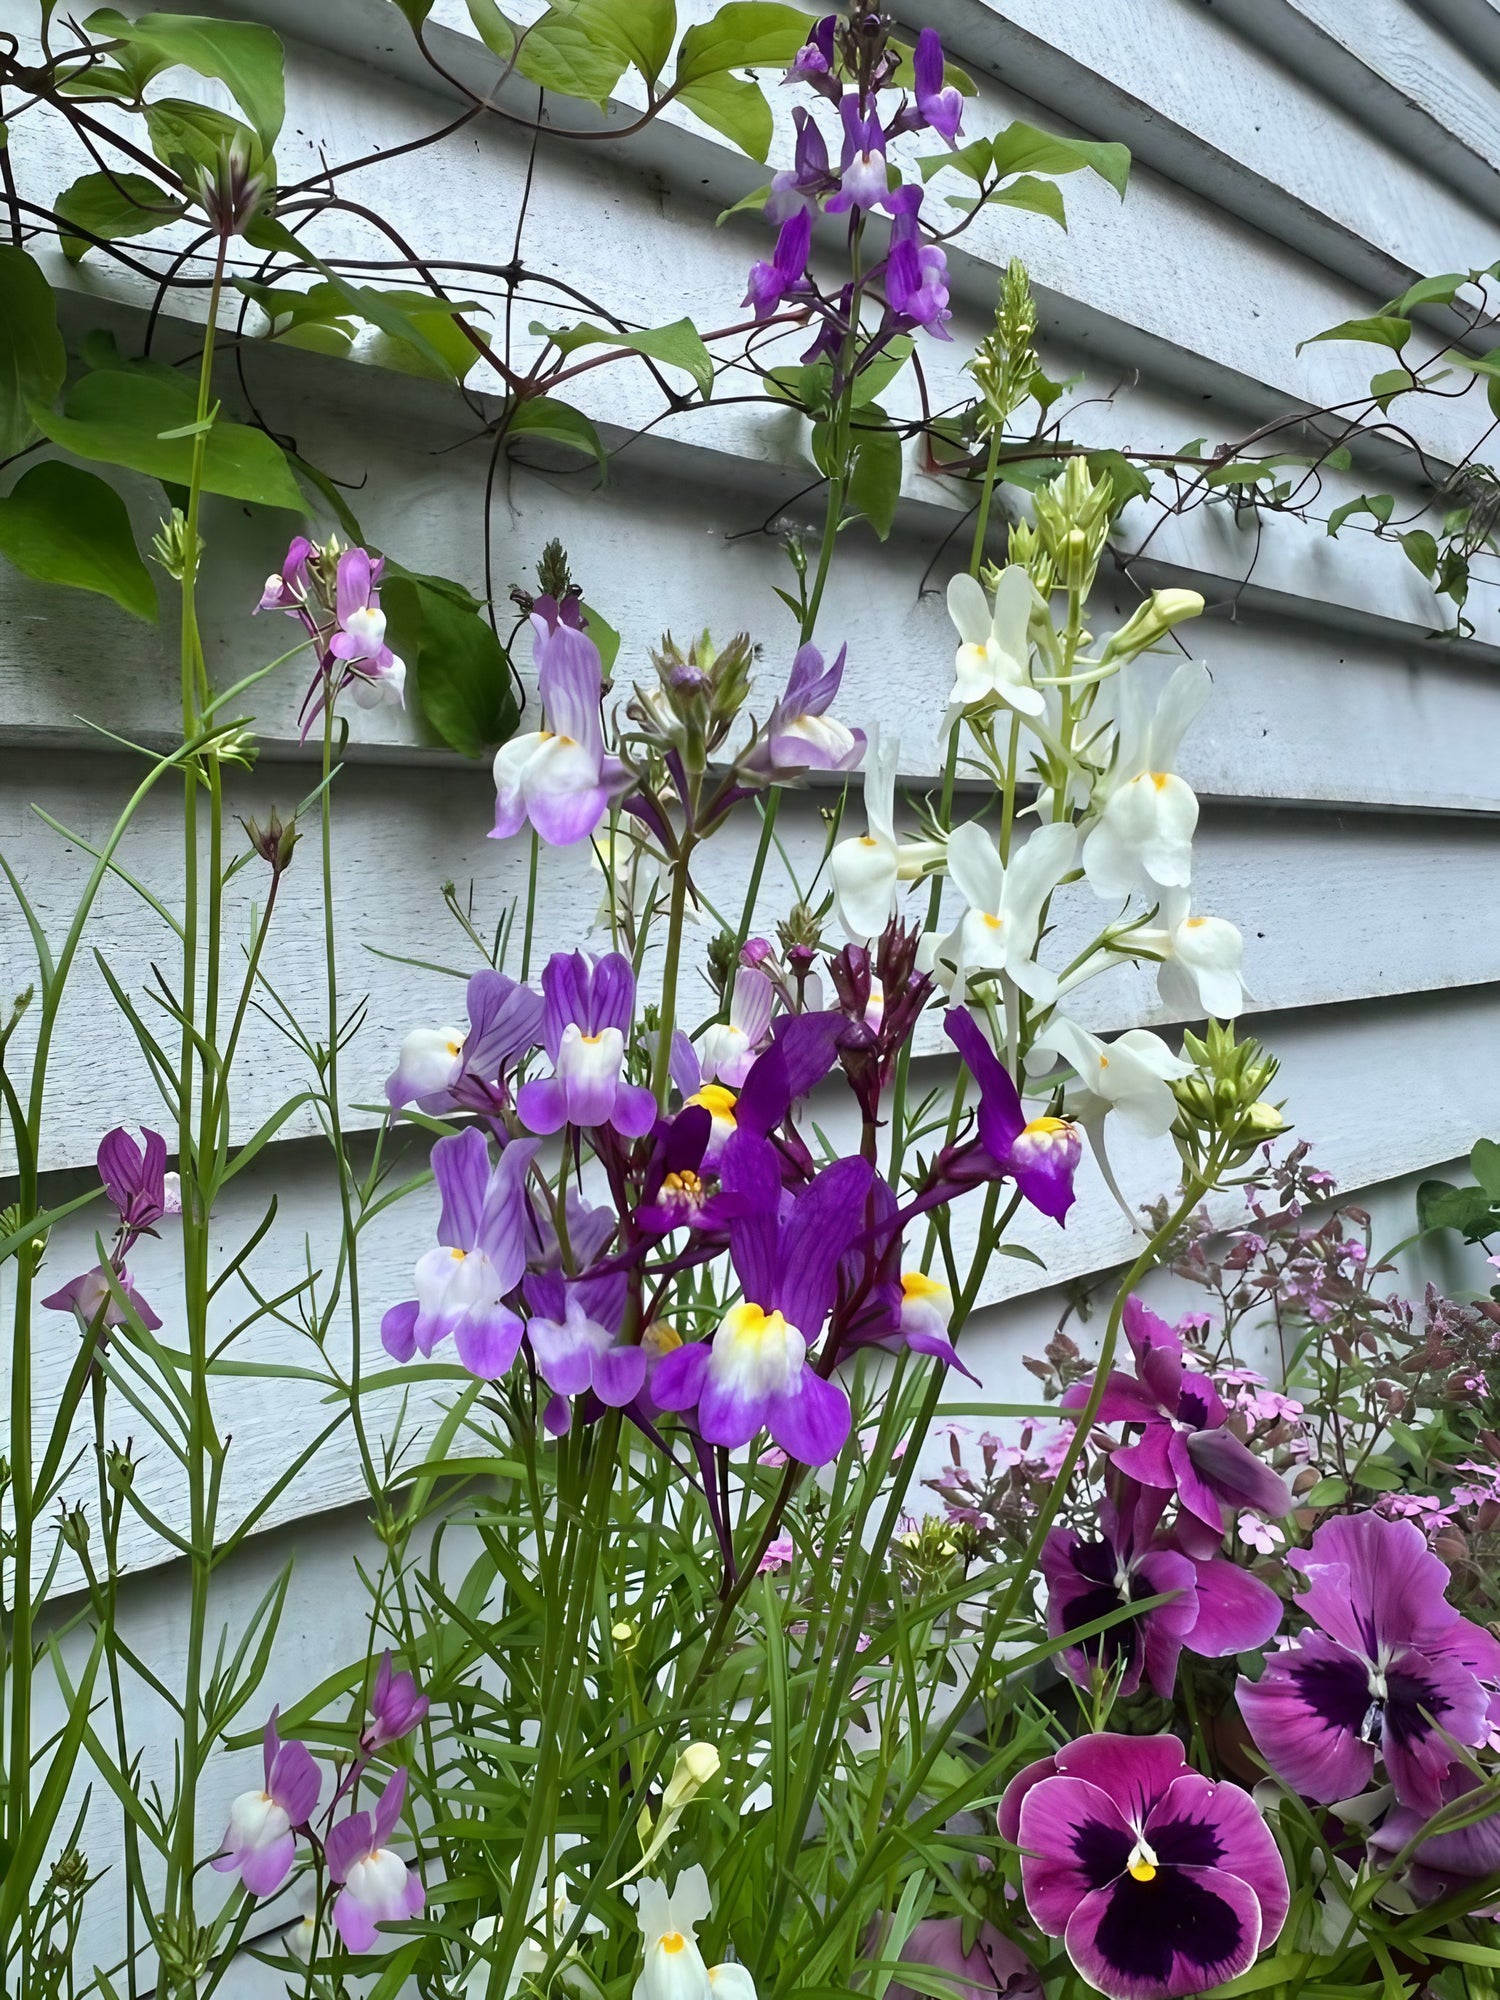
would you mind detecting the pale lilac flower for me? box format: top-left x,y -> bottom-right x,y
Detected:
361,1652 -> 429,1755
212,1711 -> 322,1899
1238,1513 -> 1285,1556
827,98 -> 891,213
758,1537 -> 796,1573
517,951 -> 657,1139
385,968 -> 543,1117
492,598 -> 625,847
326,1769 -> 424,1953
326,549 -> 405,709
745,640 -> 864,775
696,968 -> 775,1088
524,1268 -> 647,1412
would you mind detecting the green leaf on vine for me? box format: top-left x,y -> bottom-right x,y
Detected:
507,396 -> 607,472
987,174 -> 1068,228
1471,1136 -> 1500,1200
0,462 -> 156,620
1398,528 -> 1438,579
989,120 -> 1130,197
144,98 -> 267,184
917,136 -> 993,185
715,184 -> 770,225
1325,492 -> 1393,537
383,569 -> 520,759
679,70 -> 774,159
1384,271 -> 1469,313
530,316 -> 714,397
515,0 -> 679,103
29,371 -> 305,511
1087,450 -> 1152,517
236,279 -> 359,358
674,3 -> 812,83
361,290 -> 486,383
391,0 -> 435,27
849,336 -> 913,409
0,246 -> 67,462
1297,314 -> 1410,355
54,170 -> 185,262
464,0 -> 516,58
848,413 -> 902,541
84,10 -> 286,148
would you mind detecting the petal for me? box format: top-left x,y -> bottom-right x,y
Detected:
1236,1634 -> 1376,1803
381,1299 -> 419,1363
1017,1776 -> 1134,1931
945,819 -> 1007,920
517,1075 -> 570,1136
649,1340 -> 713,1414
1291,1510 -> 1458,1659
946,571 -> 993,647
1063,1865 -> 1261,2000
1053,1734 -> 1191,1819
1381,1641 -> 1493,1814
999,1755 -> 1059,1846
1181,1556 -> 1284,1659
453,1304 -> 524,1380
1146,1773 -> 1289,1947
612,1081 -> 661,1140
1148,659 -> 1212,772
764,1368 -> 851,1465
592,1343 -> 650,1408
830,834 -> 899,942
431,1126 -> 490,1250
1184,1429 -> 1290,1518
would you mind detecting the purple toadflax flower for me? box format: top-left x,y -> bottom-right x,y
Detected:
885,189 -> 951,337
913,29 -> 964,143
936,1010 -> 1082,1223
1237,1509 -> 1500,1814
517,951 -> 658,1139
882,1916 -> 1041,2000
696,967 -> 776,1088
259,538 -> 406,723
361,1652 -> 429,1755
212,1710 -> 322,1898
827,97 -> 893,213
326,1768 -> 424,1953
785,15 -> 838,95
744,641 -> 865,776
492,596 -> 626,847
385,967 -> 543,1118
651,1139 -> 872,1464
745,207 -> 814,320
766,107 -> 838,221
1042,1479 -> 1282,1701
999,1733 -> 1289,2000
523,1267 -> 647,1421
43,1124 -> 175,1333
1061,1297 -> 1290,1555
380,1128 -> 538,1379
634,1102 -> 743,1238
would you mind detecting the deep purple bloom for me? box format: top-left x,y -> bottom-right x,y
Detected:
744,208 -> 813,319
524,1267 -> 647,1411
883,1916 -> 1041,2000
634,1105 -> 742,1238
361,1652 -> 429,1755
942,1009 -> 1081,1222
886,190 -> 951,337
999,1733 -> 1289,2000
1042,1482 -> 1282,1700
746,641 -> 865,775
913,28 -> 964,143
326,1768 -> 424,1953
1237,1510 -> 1500,1814
827,95 -> 892,213
827,923 -> 935,1123
785,15 -> 837,93
492,598 -> 625,847
1367,1768 -> 1500,1905
651,1140 -> 871,1463
385,968 -> 543,1116
1061,1298 -> 1290,1553
212,1710 -> 322,1899
834,1172 -> 977,1382
97,1126 -> 170,1243
517,951 -> 658,1139
767,106 -> 838,221
380,1128 -> 538,1379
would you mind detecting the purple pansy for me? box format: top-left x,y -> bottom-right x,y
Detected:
524,1267 -> 648,1412
380,1128 -> 538,1379
913,28 -> 964,144
999,1733 -> 1289,2000
883,1916 -> 1041,2000
1237,1510 -> 1500,1815
827,97 -> 892,213
212,1710 -> 322,1899
326,1768 -> 424,1953
492,597 -> 625,847
1061,1298 -> 1290,1554
746,641 -> 865,776
1042,1481 -> 1282,1700
744,207 -> 814,319
361,1652 -> 429,1756
651,1139 -> 871,1464
1367,1768 -> 1500,1906
516,952 -> 658,1139
941,1009 -> 1082,1222
385,967 -> 543,1117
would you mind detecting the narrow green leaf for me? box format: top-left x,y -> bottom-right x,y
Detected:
382,569 -> 520,758
1298,313 -> 1411,355
0,462 -> 156,619
464,0 -> 516,57
989,119 -> 1130,197
1325,492 -> 1394,537
0,246 -> 66,461
506,395 -> 606,471
54,170 -> 184,261
531,315 -> 713,396
85,9 -> 285,147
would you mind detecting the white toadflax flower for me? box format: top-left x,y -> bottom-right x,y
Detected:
1136,889 -> 1247,1020
924,818 -> 1076,1004
945,566 -> 1046,720
1082,659 -> 1210,900
632,1865 -> 757,2000
1031,1015 -> 1194,1139
828,728 -> 944,942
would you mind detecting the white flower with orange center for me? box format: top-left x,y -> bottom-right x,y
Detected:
1083,659 -> 1210,900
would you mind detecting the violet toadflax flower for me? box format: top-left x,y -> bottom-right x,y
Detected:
1237,1509 -> 1500,1814
212,1710 -> 322,1899
361,1651 -> 429,1755
326,1768 -> 424,1953
745,640 -> 865,776
913,28 -> 964,144
385,967 -> 543,1117
326,548 -> 406,709
884,189 -> 951,337
42,1123 -> 175,1332
517,951 -> 658,1139
524,1267 -> 648,1412
999,1733 -> 1289,2000
381,1128 -> 538,1379
943,1008 -> 1082,1222
766,107 -> 837,221
827,97 -> 892,213
744,208 -> 813,319
492,596 -> 625,847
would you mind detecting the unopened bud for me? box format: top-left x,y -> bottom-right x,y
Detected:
58,1506 -> 90,1553
240,808 -> 300,876
611,1620 -> 637,1653
151,508 -> 196,582
535,538 -> 573,602
1101,589 -> 1205,664
197,135 -> 268,239
661,1741 -> 720,1815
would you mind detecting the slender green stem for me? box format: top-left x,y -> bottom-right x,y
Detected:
649,836 -> 694,1104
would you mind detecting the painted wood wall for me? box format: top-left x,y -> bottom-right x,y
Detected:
3,0 -> 1500,1982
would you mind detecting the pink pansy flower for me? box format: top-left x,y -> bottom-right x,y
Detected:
326,1768 -> 424,1953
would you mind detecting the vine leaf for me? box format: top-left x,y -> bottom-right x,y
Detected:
83,9 -> 286,149
988,120 -> 1130,198
673,2 -> 812,160
847,412 -> 903,542
382,569 -> 519,759
507,397 -> 607,473
1297,314 -> 1410,355
531,316 -> 714,397
0,247 -> 67,462
54,170 -> 185,261
464,0 -> 516,58
0,462 -> 157,620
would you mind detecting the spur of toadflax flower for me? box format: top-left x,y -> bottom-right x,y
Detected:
492,596 -> 627,847
1042,1478 -> 1282,1702
1237,1510 -> 1500,1816
326,1767 -> 424,1954
946,567 -> 1047,722
941,1007 -> 1081,1222
212,1709 -> 322,1899
524,1267 -> 648,1426
380,1127 -> 539,1379
999,1733 -> 1289,2000
651,1139 -> 872,1464
925,820 -> 1075,1008
1061,1298 -> 1291,1556
385,967 -> 544,1117
1082,660 -> 1211,903
742,640 -> 865,777
518,950 -> 658,1139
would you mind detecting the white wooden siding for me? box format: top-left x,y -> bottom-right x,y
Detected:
3,0 -> 1500,1973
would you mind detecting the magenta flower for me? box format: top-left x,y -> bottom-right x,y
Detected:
1367,1768 -> 1500,1905
380,1129 -> 538,1379
212,1710 -> 322,1899
516,952 -> 658,1139
884,1916 -> 1040,2000
42,1123 -> 174,1331
1000,1734 -> 1289,2000
257,534 -> 314,615
941,1010 -> 1081,1222
914,29 -> 964,144
385,968 -> 543,1117
524,1267 -> 647,1410
651,1141 -> 870,1463
746,641 -> 865,776
361,1652 -> 429,1755
326,1768 -> 424,1953
633,1104 -> 742,1238
766,106 -> 837,221
491,598 -> 625,847
1042,1481 -> 1282,1700
885,192 -> 951,338
744,207 -> 814,319
1237,1510 -> 1500,1814
42,1261 -> 161,1332
326,548 -> 405,709
1061,1298 -> 1290,1553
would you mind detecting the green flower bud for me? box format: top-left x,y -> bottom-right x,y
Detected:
1100,589 -> 1205,664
